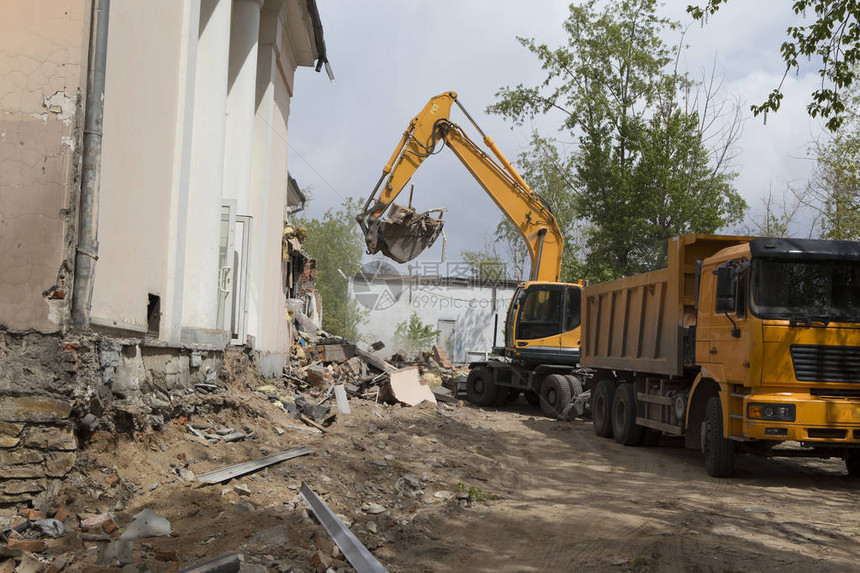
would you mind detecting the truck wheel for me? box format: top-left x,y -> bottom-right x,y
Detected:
466,366 -> 499,406
592,379 -> 616,438
702,396 -> 735,477
845,451 -> 860,477
540,374 -> 572,418
611,383 -> 643,446
524,391 -> 540,407
564,375 -> 583,396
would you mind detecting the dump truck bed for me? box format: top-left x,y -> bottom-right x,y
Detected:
580,234 -> 753,377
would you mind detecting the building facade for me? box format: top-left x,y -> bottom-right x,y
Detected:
0,0 -> 329,375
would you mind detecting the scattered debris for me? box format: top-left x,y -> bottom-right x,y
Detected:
196,447 -> 313,484
120,508 -> 172,540
177,553 -> 242,573
300,483 -> 388,573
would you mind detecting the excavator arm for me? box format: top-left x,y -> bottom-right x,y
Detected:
356,91 -> 563,282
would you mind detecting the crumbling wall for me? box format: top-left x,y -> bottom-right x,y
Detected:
0,331 -> 95,506
0,329 -> 222,507
0,1 -> 88,332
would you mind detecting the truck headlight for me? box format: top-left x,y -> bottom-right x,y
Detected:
747,403 -> 796,422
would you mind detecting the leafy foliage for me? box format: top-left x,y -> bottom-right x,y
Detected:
807,116 -> 860,240
493,133 -> 587,282
297,198 -> 367,340
688,1 -> 860,131
490,0 -> 745,279
394,312 -> 440,355
460,250 -> 509,282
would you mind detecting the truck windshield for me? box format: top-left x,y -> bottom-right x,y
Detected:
751,258 -> 860,322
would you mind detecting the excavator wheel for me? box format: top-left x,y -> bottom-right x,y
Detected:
846,451 -> 860,477
466,366 -> 500,407
564,375 -> 584,397
539,374 -> 572,418
524,391 -> 540,407
591,379 -> 616,438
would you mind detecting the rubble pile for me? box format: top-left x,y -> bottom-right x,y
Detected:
0,335 -> 504,573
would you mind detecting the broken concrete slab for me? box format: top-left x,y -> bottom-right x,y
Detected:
307,344 -> 356,364
382,366 -> 437,407
120,509 -> 171,540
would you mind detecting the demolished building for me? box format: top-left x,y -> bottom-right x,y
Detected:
0,0 -> 330,506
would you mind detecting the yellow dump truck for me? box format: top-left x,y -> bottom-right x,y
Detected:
582,234 -> 860,477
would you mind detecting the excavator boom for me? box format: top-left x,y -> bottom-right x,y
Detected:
356,91 -> 563,282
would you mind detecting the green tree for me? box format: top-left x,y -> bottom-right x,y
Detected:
689,1 -> 860,130
461,250 -> 509,282
490,0 -> 745,279
806,124 -> 860,240
493,132 -> 587,282
394,312 -> 440,355
297,198 -> 367,340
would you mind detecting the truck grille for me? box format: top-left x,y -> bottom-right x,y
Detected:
791,345 -> 860,383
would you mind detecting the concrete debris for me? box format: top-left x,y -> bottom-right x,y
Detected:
177,553 -> 242,573
120,509 -> 171,540
380,366 -> 437,407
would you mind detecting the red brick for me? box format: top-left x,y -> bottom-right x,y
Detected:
19,508 -> 46,520
102,518 -> 118,533
53,505 -> 68,523
8,536 -> 46,552
309,550 -> 332,572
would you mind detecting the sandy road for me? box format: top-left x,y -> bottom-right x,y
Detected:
397,400 -> 860,572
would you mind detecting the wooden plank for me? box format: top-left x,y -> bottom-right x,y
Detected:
197,447 -> 312,484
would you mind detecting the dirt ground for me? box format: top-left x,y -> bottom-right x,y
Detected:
13,373 -> 860,573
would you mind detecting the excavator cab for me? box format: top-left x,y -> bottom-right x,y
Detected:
504,282 -> 582,366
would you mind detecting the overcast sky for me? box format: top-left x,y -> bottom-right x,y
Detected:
287,1 -> 825,277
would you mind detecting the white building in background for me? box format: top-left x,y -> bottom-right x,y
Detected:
350,264 -> 518,364
0,0 -> 330,376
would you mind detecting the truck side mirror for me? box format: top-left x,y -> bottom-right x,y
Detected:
714,265 -> 736,314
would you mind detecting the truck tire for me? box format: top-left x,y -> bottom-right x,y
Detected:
702,396 -> 735,477
592,379 -> 616,438
540,374 -> 572,418
466,366 -> 499,406
845,451 -> 860,477
611,383 -> 643,446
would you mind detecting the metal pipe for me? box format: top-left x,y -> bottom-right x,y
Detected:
72,0 -> 110,330
532,228 -> 547,281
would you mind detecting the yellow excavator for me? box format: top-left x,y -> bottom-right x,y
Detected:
356,91 -> 585,416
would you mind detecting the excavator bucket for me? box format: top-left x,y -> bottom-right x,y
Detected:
362,203 -> 444,264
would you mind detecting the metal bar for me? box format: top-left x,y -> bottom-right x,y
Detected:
197,447 -> 312,484
300,483 -> 388,573
636,417 -> 682,435
636,392 -> 672,406
177,553 -> 241,573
